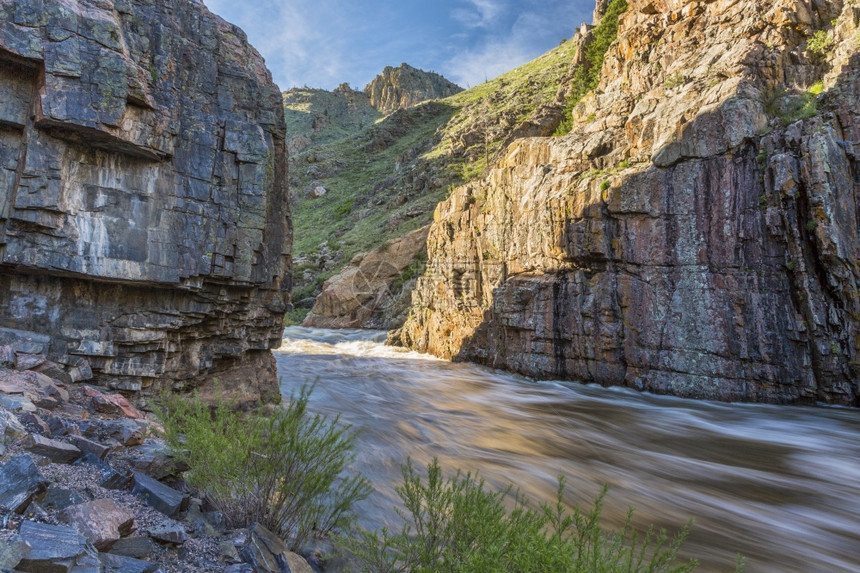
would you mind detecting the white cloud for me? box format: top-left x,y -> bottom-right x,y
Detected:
444,3 -> 587,88
203,0 -> 352,90
451,0 -> 506,29
445,10 -> 545,87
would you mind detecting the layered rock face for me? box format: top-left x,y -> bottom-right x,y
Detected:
0,0 -> 291,402
364,63 -> 462,113
401,0 -> 860,405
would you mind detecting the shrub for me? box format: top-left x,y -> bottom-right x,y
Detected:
158,384 -> 371,550
342,458 -> 700,573
764,85 -> 819,126
284,306 -> 311,325
807,30 -> 833,58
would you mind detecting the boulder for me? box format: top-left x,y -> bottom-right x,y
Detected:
131,441 -> 189,480
239,523 -> 315,573
89,390 -> 144,419
59,499 -> 136,551
0,408 -> 27,440
132,472 -> 189,517
42,487 -> 87,511
99,552 -> 159,573
100,468 -> 134,491
15,520 -> 101,573
0,454 -> 49,512
108,536 -> 155,560
148,522 -> 188,545
303,225 -> 430,329
70,436 -> 111,460
14,353 -> 47,371
0,538 -> 28,570
20,412 -> 52,436
22,434 -> 82,464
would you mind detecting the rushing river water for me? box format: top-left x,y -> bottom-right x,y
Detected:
274,327 -> 860,573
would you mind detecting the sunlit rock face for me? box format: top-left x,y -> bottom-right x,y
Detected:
401,0 -> 860,405
0,0 -> 291,404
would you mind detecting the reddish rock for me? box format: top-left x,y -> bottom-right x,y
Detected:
91,393 -> 144,419
19,413 -> 51,436
59,499 -> 136,551
14,354 -> 47,371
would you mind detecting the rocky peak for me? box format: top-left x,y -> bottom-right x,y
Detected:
0,0 -> 291,405
364,63 -> 463,113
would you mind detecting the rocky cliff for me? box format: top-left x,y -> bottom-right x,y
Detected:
400,0 -> 860,405
364,63 -> 462,114
0,0 -> 291,404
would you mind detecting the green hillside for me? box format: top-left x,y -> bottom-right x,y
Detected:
287,39 -> 580,312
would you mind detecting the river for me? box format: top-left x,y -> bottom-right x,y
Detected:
274,326 -> 860,573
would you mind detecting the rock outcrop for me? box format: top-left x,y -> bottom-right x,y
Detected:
303,226 -> 429,329
401,0 -> 860,405
0,0 -> 291,403
364,63 -> 462,113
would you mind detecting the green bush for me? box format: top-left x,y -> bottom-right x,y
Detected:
807,30 -> 833,58
342,458 -> 700,573
158,384 -> 371,550
284,306 -> 311,325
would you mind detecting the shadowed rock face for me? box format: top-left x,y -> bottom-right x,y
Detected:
401,0 -> 860,405
0,0 -> 291,403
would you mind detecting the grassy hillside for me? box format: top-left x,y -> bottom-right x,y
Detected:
287,39 -> 580,311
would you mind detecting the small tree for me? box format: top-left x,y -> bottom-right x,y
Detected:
159,384 -> 370,550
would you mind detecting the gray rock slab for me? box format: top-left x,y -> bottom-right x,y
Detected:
43,487 -> 88,511
108,536 -> 155,560
148,522 -> 187,545
16,520 -> 101,573
99,552 -> 159,573
71,435 -> 110,460
22,433 -> 82,464
0,454 -> 49,513
132,472 -> 189,517
239,523 -> 315,573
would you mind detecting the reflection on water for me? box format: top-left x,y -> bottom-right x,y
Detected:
275,326 -> 860,573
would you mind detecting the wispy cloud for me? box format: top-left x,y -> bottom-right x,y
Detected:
204,0 -> 355,90
451,0 -> 506,29
444,3 -> 583,88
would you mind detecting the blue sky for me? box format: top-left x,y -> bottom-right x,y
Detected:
203,0 -> 595,92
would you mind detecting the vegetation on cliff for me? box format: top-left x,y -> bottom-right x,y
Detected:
554,0 -> 628,135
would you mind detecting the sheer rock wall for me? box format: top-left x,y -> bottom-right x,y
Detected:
0,0 -> 291,404
401,0 -> 860,405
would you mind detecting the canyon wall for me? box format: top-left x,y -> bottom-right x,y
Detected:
401,0 -> 860,405
0,0 -> 291,404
